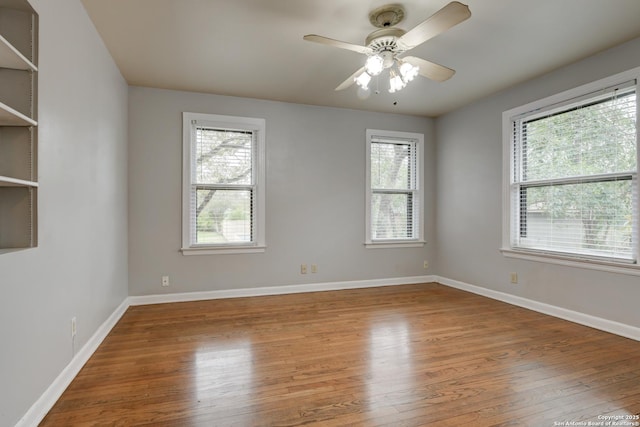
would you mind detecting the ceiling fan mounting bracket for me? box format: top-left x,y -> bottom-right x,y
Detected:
368,4 -> 405,28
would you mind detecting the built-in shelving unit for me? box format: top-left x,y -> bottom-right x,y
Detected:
0,0 -> 38,249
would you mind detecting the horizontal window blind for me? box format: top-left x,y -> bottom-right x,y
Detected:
511,81 -> 637,261
191,126 -> 255,245
370,137 -> 417,240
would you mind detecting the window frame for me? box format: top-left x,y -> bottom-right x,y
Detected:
365,129 -> 425,248
181,112 -> 266,255
501,67 -> 640,275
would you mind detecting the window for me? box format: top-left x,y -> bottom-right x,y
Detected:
182,113 -> 265,254
366,129 -> 424,248
503,70 -> 639,268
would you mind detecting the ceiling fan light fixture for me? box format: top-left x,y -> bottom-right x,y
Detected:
355,71 -> 372,89
399,61 -> 419,82
388,69 -> 406,93
365,55 -> 384,76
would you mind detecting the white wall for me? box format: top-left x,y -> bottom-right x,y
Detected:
435,36 -> 640,328
0,0 -> 129,425
128,87 -> 435,296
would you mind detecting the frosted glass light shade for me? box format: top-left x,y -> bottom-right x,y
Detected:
365,55 -> 384,76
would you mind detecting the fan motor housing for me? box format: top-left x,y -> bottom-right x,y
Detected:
365,28 -> 406,53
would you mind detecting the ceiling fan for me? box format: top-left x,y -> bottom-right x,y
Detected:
303,1 -> 471,95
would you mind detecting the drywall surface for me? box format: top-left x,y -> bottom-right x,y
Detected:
435,36 -> 640,328
0,0 -> 128,425
128,87 -> 435,295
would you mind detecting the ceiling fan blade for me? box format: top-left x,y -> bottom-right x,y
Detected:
398,1 -> 471,51
402,56 -> 455,82
303,34 -> 372,55
335,66 -> 365,91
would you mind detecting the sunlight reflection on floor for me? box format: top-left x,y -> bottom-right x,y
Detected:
195,340 -> 254,422
367,316 -> 413,413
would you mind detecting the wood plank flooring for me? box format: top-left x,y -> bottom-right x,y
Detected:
41,283 -> 640,426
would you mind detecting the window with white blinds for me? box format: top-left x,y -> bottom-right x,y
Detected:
366,129 -> 424,247
505,76 -> 638,264
182,113 -> 265,254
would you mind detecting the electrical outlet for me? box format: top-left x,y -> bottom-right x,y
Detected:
71,317 -> 77,338
311,264 -> 317,273
510,272 -> 518,284
162,276 -> 170,287
300,264 -> 308,274
423,260 -> 429,269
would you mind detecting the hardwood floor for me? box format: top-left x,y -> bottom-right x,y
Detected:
41,283 -> 640,426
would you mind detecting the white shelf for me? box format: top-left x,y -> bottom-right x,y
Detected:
0,175 -> 37,187
0,34 -> 36,71
0,0 -> 38,249
0,100 -> 36,126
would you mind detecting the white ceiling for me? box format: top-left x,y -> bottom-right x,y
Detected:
80,0 -> 640,117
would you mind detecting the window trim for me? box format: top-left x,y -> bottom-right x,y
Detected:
181,112 -> 266,255
501,67 -> 640,273
365,129 -> 425,248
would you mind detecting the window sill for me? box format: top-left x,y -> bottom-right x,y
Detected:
500,248 -> 640,277
181,245 -> 266,256
365,241 -> 425,249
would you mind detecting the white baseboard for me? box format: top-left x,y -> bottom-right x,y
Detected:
16,299 -> 130,427
128,275 -> 438,306
436,276 -> 640,342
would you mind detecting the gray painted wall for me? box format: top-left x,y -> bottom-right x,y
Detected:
435,36 -> 640,328
0,0 -> 129,425
128,87 -> 436,296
